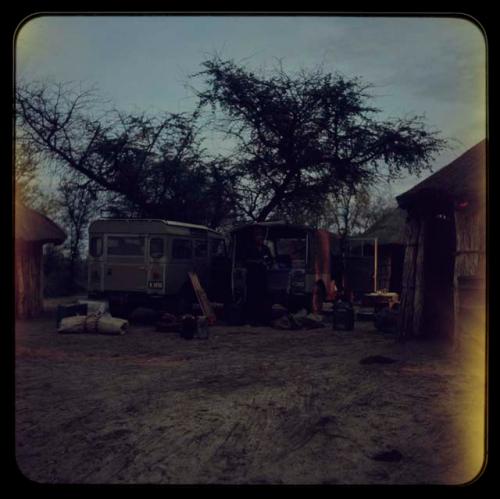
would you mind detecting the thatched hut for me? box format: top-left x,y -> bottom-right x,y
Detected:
396,140 -> 486,341
362,207 -> 407,294
15,203 -> 66,319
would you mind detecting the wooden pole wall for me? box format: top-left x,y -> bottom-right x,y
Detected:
398,215 -> 425,339
454,205 -> 486,342
454,207 -> 486,278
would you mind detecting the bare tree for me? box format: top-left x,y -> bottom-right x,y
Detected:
14,141 -> 38,205
14,141 -> 57,215
276,182 -> 396,236
323,184 -> 396,237
15,81 -> 236,228
17,60 -> 448,230
56,175 -> 102,292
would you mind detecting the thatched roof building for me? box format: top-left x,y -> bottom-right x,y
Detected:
361,208 -> 407,294
396,140 -> 486,341
15,203 -> 66,318
15,203 -> 66,244
397,140 -> 486,210
362,208 -> 407,246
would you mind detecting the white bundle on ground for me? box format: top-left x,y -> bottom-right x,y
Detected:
58,313 -> 128,335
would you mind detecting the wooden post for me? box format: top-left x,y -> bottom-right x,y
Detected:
188,272 -> 217,325
412,218 -> 426,337
398,215 -> 423,339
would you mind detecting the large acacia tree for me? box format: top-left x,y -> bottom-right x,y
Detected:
194,57 -> 447,221
17,61 -> 448,229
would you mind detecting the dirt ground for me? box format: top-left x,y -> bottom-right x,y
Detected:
15,297 -> 486,485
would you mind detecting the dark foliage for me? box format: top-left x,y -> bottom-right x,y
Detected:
16,82 -> 236,228
194,57 -> 447,221
16,59 -> 447,227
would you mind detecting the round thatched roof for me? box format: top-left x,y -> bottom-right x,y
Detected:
15,203 -> 66,245
362,208 -> 407,245
397,139 -> 486,209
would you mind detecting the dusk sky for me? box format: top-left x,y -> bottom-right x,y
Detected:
16,15 -> 487,195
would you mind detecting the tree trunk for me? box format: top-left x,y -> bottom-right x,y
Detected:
256,196 -> 282,222
68,239 -> 81,294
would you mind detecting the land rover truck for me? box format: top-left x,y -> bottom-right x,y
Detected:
229,222 -> 339,312
87,219 -> 228,315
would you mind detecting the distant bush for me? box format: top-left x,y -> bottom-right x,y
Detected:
43,245 -> 87,297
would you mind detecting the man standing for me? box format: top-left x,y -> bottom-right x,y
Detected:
244,226 -> 273,326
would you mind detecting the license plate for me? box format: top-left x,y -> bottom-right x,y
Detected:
148,281 -> 163,289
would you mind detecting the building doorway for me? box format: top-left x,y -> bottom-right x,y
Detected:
388,245 -> 405,295
422,206 -> 456,339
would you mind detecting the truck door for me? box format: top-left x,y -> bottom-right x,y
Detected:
103,235 -> 148,292
208,238 -> 231,302
165,238 -> 193,295
88,234 -> 104,293
193,239 -> 209,285
147,236 -> 166,293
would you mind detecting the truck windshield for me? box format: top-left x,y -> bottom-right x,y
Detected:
107,236 -> 145,256
232,227 -> 308,268
275,238 -> 306,268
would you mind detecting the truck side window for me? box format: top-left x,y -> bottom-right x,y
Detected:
107,236 -> 145,256
150,238 -> 164,259
89,236 -> 103,257
172,239 -> 192,260
195,240 -> 208,258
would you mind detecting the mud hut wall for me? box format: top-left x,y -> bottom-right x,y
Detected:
398,215 -> 425,339
15,240 -> 44,319
453,205 -> 486,338
454,206 -> 486,278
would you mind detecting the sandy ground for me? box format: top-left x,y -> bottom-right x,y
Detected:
15,297 -> 486,485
